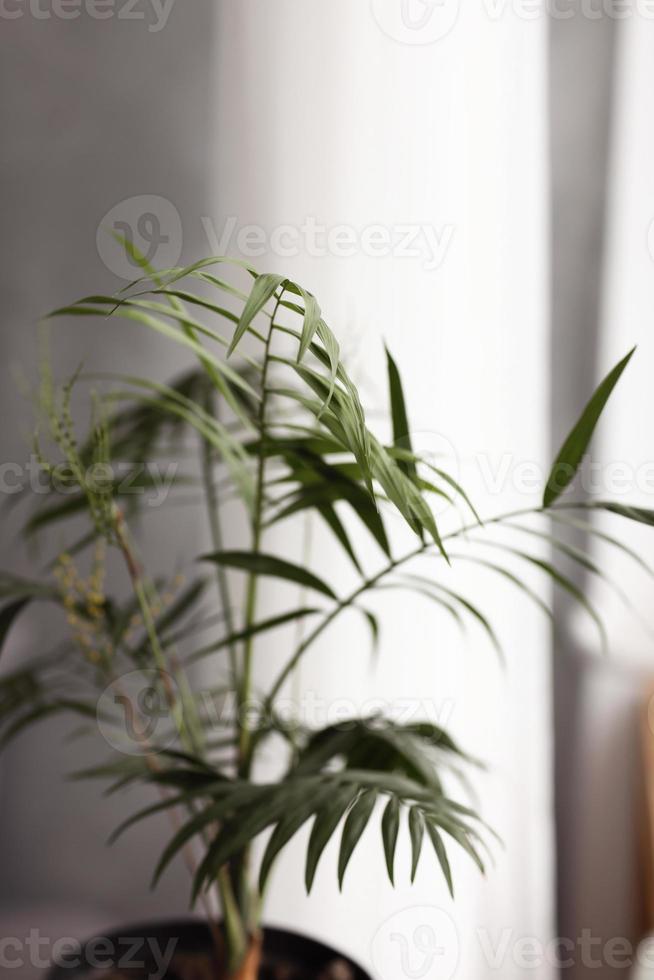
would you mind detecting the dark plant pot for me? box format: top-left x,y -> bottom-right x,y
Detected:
45,919 -> 372,980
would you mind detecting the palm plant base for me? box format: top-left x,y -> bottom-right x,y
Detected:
45,921 -> 371,980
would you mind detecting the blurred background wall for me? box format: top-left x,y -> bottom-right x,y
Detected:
0,0 -> 217,928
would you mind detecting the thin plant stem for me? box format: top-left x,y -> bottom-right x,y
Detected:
201,387 -> 239,689
238,292 -> 283,774
112,504 -> 247,961
227,292 -> 284,943
108,671 -> 224,957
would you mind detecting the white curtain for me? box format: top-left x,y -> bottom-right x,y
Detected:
211,3 -> 554,977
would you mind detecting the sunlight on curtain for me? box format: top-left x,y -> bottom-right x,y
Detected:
210,2 -> 553,977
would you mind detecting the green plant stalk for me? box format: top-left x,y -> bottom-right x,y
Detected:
113,505 -> 248,963
228,295 -> 282,949
218,866 -> 249,971
200,388 -> 255,961
201,388 -> 239,688
238,298 -> 281,774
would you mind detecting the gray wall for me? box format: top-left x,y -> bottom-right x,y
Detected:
0,3 -> 216,920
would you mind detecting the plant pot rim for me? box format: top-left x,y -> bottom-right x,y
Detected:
45,917 -> 372,980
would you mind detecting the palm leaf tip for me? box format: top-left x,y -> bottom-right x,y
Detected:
381,796 -> 400,885
543,346 -> 636,507
337,789 -> 377,889
385,345 -> 416,481
228,272 -> 286,357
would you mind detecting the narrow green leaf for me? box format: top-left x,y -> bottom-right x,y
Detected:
228,272 -> 286,356
269,477 -> 390,558
550,512 -> 654,577
0,599 -> 30,658
108,794 -> 188,845
403,722 -> 472,760
371,441 -> 448,561
201,551 -> 337,599
358,607 -> 380,658
469,540 -> 607,653
426,580 -> 503,660
0,699 -> 97,750
305,785 -> 358,893
425,822 -> 454,897
338,789 -> 377,888
368,727 -> 443,790
435,816 -> 486,874
315,320 -> 341,411
375,582 -> 465,633
258,785 -> 333,892
409,806 -> 425,882
192,795 -> 291,900
447,554 -> 553,621
0,576 -> 55,601
153,794 -> 254,886
151,288 -> 240,326
48,303 -> 259,413
385,346 -> 416,480
186,608 -> 321,664
316,503 -> 363,573
569,500 -> 654,526
425,464 -> 482,526
526,555 -> 608,653
544,348 -> 636,507
155,581 -> 207,637
381,796 -> 400,885
296,287 -> 322,363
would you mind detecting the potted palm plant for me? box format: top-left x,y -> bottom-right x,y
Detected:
0,253 -> 649,980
